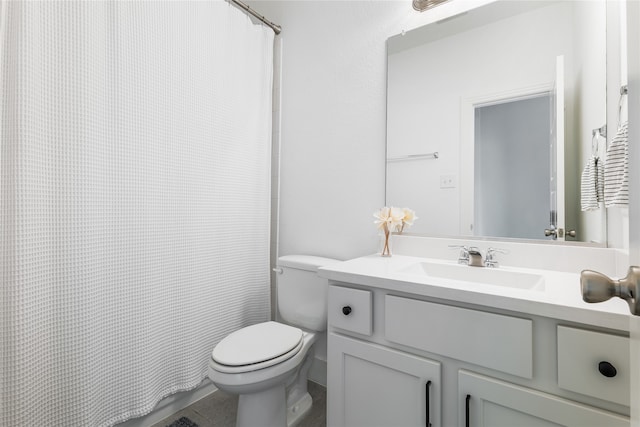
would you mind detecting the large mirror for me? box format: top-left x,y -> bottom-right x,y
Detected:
386,0 -> 607,244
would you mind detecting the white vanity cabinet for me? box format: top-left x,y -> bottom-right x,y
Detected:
327,283 -> 630,427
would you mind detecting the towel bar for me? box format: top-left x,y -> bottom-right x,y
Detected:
387,152 -> 439,162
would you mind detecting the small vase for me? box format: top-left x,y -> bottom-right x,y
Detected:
380,224 -> 392,257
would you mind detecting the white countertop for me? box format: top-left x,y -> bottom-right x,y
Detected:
318,254 -> 632,332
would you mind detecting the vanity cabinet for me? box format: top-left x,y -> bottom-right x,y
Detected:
327,283 -> 630,427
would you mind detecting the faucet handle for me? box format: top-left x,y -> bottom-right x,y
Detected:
448,245 -> 470,264
485,247 -> 508,268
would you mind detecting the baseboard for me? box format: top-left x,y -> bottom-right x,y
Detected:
117,378 -> 217,427
308,356 -> 327,387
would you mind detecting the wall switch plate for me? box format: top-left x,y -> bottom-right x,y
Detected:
440,174 -> 457,188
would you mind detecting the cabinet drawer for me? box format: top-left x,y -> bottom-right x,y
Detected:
329,286 -> 372,335
557,326 -> 629,406
385,295 -> 533,378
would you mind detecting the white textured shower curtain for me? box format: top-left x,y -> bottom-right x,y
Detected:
0,1 -> 273,425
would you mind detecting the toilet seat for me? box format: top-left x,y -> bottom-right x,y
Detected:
211,321 -> 304,374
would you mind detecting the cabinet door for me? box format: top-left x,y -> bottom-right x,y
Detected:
459,370 -> 629,427
328,333 -> 441,427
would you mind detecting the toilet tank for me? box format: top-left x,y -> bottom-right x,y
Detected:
276,255 -> 339,332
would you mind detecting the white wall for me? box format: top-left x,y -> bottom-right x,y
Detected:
573,0 -> 607,244
258,1 -> 386,261
606,0 -> 629,250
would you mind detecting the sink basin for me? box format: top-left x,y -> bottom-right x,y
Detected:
398,261 -> 545,291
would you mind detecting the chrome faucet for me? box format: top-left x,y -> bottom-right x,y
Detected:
449,245 -> 508,267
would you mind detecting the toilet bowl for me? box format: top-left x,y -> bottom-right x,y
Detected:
208,255 -> 338,427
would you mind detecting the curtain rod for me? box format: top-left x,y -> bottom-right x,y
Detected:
230,0 -> 282,35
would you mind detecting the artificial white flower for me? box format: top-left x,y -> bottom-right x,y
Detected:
402,208 -> 417,226
373,206 -> 405,232
373,207 -> 390,230
398,207 -> 418,233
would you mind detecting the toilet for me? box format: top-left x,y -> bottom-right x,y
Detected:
208,255 -> 339,427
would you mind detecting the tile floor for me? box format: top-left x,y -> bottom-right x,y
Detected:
152,381 -> 326,427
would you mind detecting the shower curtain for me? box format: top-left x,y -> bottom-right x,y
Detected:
0,1 -> 273,425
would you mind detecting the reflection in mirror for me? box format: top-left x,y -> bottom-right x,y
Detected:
386,0 -> 607,244
474,94 -> 552,240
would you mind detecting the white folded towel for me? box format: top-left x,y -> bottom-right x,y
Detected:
604,121 -> 629,207
580,156 -> 604,211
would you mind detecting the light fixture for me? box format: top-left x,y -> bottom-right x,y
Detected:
412,0 -> 449,12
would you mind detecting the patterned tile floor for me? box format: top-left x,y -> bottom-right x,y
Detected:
152,381 -> 326,427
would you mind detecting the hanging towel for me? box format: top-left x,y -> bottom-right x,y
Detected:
604,121 -> 629,207
580,156 -> 604,211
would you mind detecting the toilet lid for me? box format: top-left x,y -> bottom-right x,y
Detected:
212,321 -> 303,367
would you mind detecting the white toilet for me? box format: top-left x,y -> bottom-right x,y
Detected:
208,255 -> 338,427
